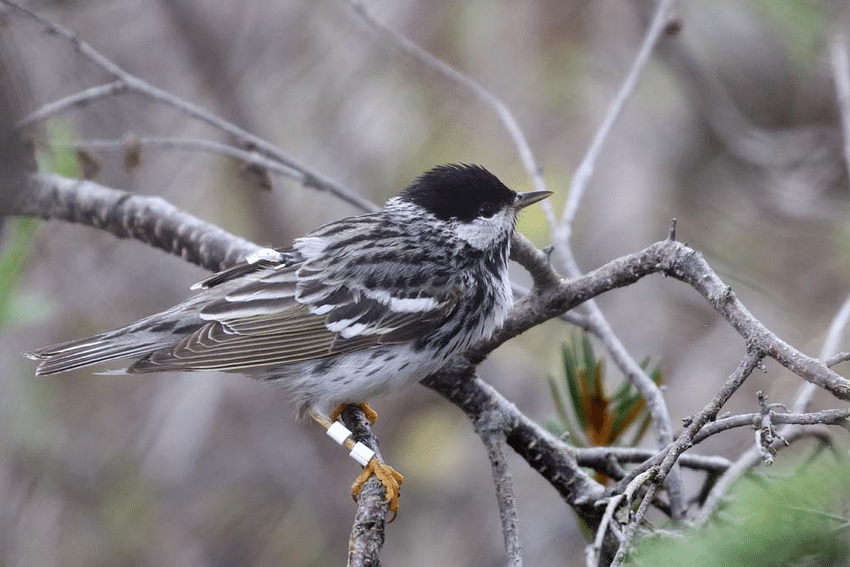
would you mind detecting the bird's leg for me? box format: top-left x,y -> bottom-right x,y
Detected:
329,402 -> 378,425
309,408 -> 404,519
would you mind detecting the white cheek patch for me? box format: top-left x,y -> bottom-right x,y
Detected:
454,210 -> 513,250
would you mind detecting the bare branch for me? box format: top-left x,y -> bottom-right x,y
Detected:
20,173 -> 261,271
474,411 -> 523,567
608,351 -> 762,564
696,44 -> 850,516
557,0 -> 678,234
692,408 -> 850,445
696,289 -> 850,523
339,406 -> 392,567
609,480 -> 657,567
573,447 -> 731,474
16,80 -> 127,128
659,351 -> 763,479
422,365 -> 606,525
696,424 -> 837,526
56,136 -> 307,184
588,467 -> 657,567
826,351 -> 850,368
2,0 -> 376,213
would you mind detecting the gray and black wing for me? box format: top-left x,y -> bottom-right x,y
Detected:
127,253 -> 458,373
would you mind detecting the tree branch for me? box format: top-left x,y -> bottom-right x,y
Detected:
610,350 -> 763,564
557,0 -> 678,234
1,0 -> 376,213
53,136 -> 310,185
573,447 -> 731,475
421,364 -> 606,524
474,410 -> 523,567
339,405 -> 393,567
21,174 -> 261,271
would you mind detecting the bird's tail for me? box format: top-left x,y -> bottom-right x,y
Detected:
25,310 -> 204,376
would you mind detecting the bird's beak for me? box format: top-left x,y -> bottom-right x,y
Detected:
514,190 -> 553,210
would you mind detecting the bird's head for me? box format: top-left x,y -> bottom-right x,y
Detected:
394,164 -> 552,251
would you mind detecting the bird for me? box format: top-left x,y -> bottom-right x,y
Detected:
26,163 -> 552,517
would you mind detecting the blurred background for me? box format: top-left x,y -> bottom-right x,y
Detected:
2,0 -> 850,565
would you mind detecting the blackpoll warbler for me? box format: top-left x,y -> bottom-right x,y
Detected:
27,163 -> 552,515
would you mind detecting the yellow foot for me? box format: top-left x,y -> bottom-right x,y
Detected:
351,457 -> 404,521
330,402 -> 379,425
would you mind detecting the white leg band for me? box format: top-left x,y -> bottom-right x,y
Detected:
327,421 -> 352,445
349,442 -> 375,466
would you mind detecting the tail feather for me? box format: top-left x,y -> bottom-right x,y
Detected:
25,314 -> 201,376
28,342 -> 167,376
26,283 -> 217,376
26,330 -> 174,376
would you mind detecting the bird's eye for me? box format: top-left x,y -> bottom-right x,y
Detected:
477,203 -> 498,218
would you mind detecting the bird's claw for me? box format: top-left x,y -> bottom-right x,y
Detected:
351,457 -> 404,521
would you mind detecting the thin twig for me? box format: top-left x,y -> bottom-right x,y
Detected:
573,447 -> 731,474
825,351 -> 850,368
475,411 -> 523,567
659,351 -> 763,479
16,81 -> 128,127
557,0 -> 676,233
347,0 -> 556,227
340,406 -> 392,567
2,0 -> 375,213
609,407 -> 850,487
57,136 -> 305,182
588,467 -> 657,567
692,408 -> 850,444
609,482 -> 657,567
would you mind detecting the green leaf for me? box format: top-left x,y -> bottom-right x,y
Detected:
547,374 -> 570,434
562,342 -> 587,430
580,332 -> 595,377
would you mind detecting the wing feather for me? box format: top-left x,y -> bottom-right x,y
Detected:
129,221 -> 459,374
